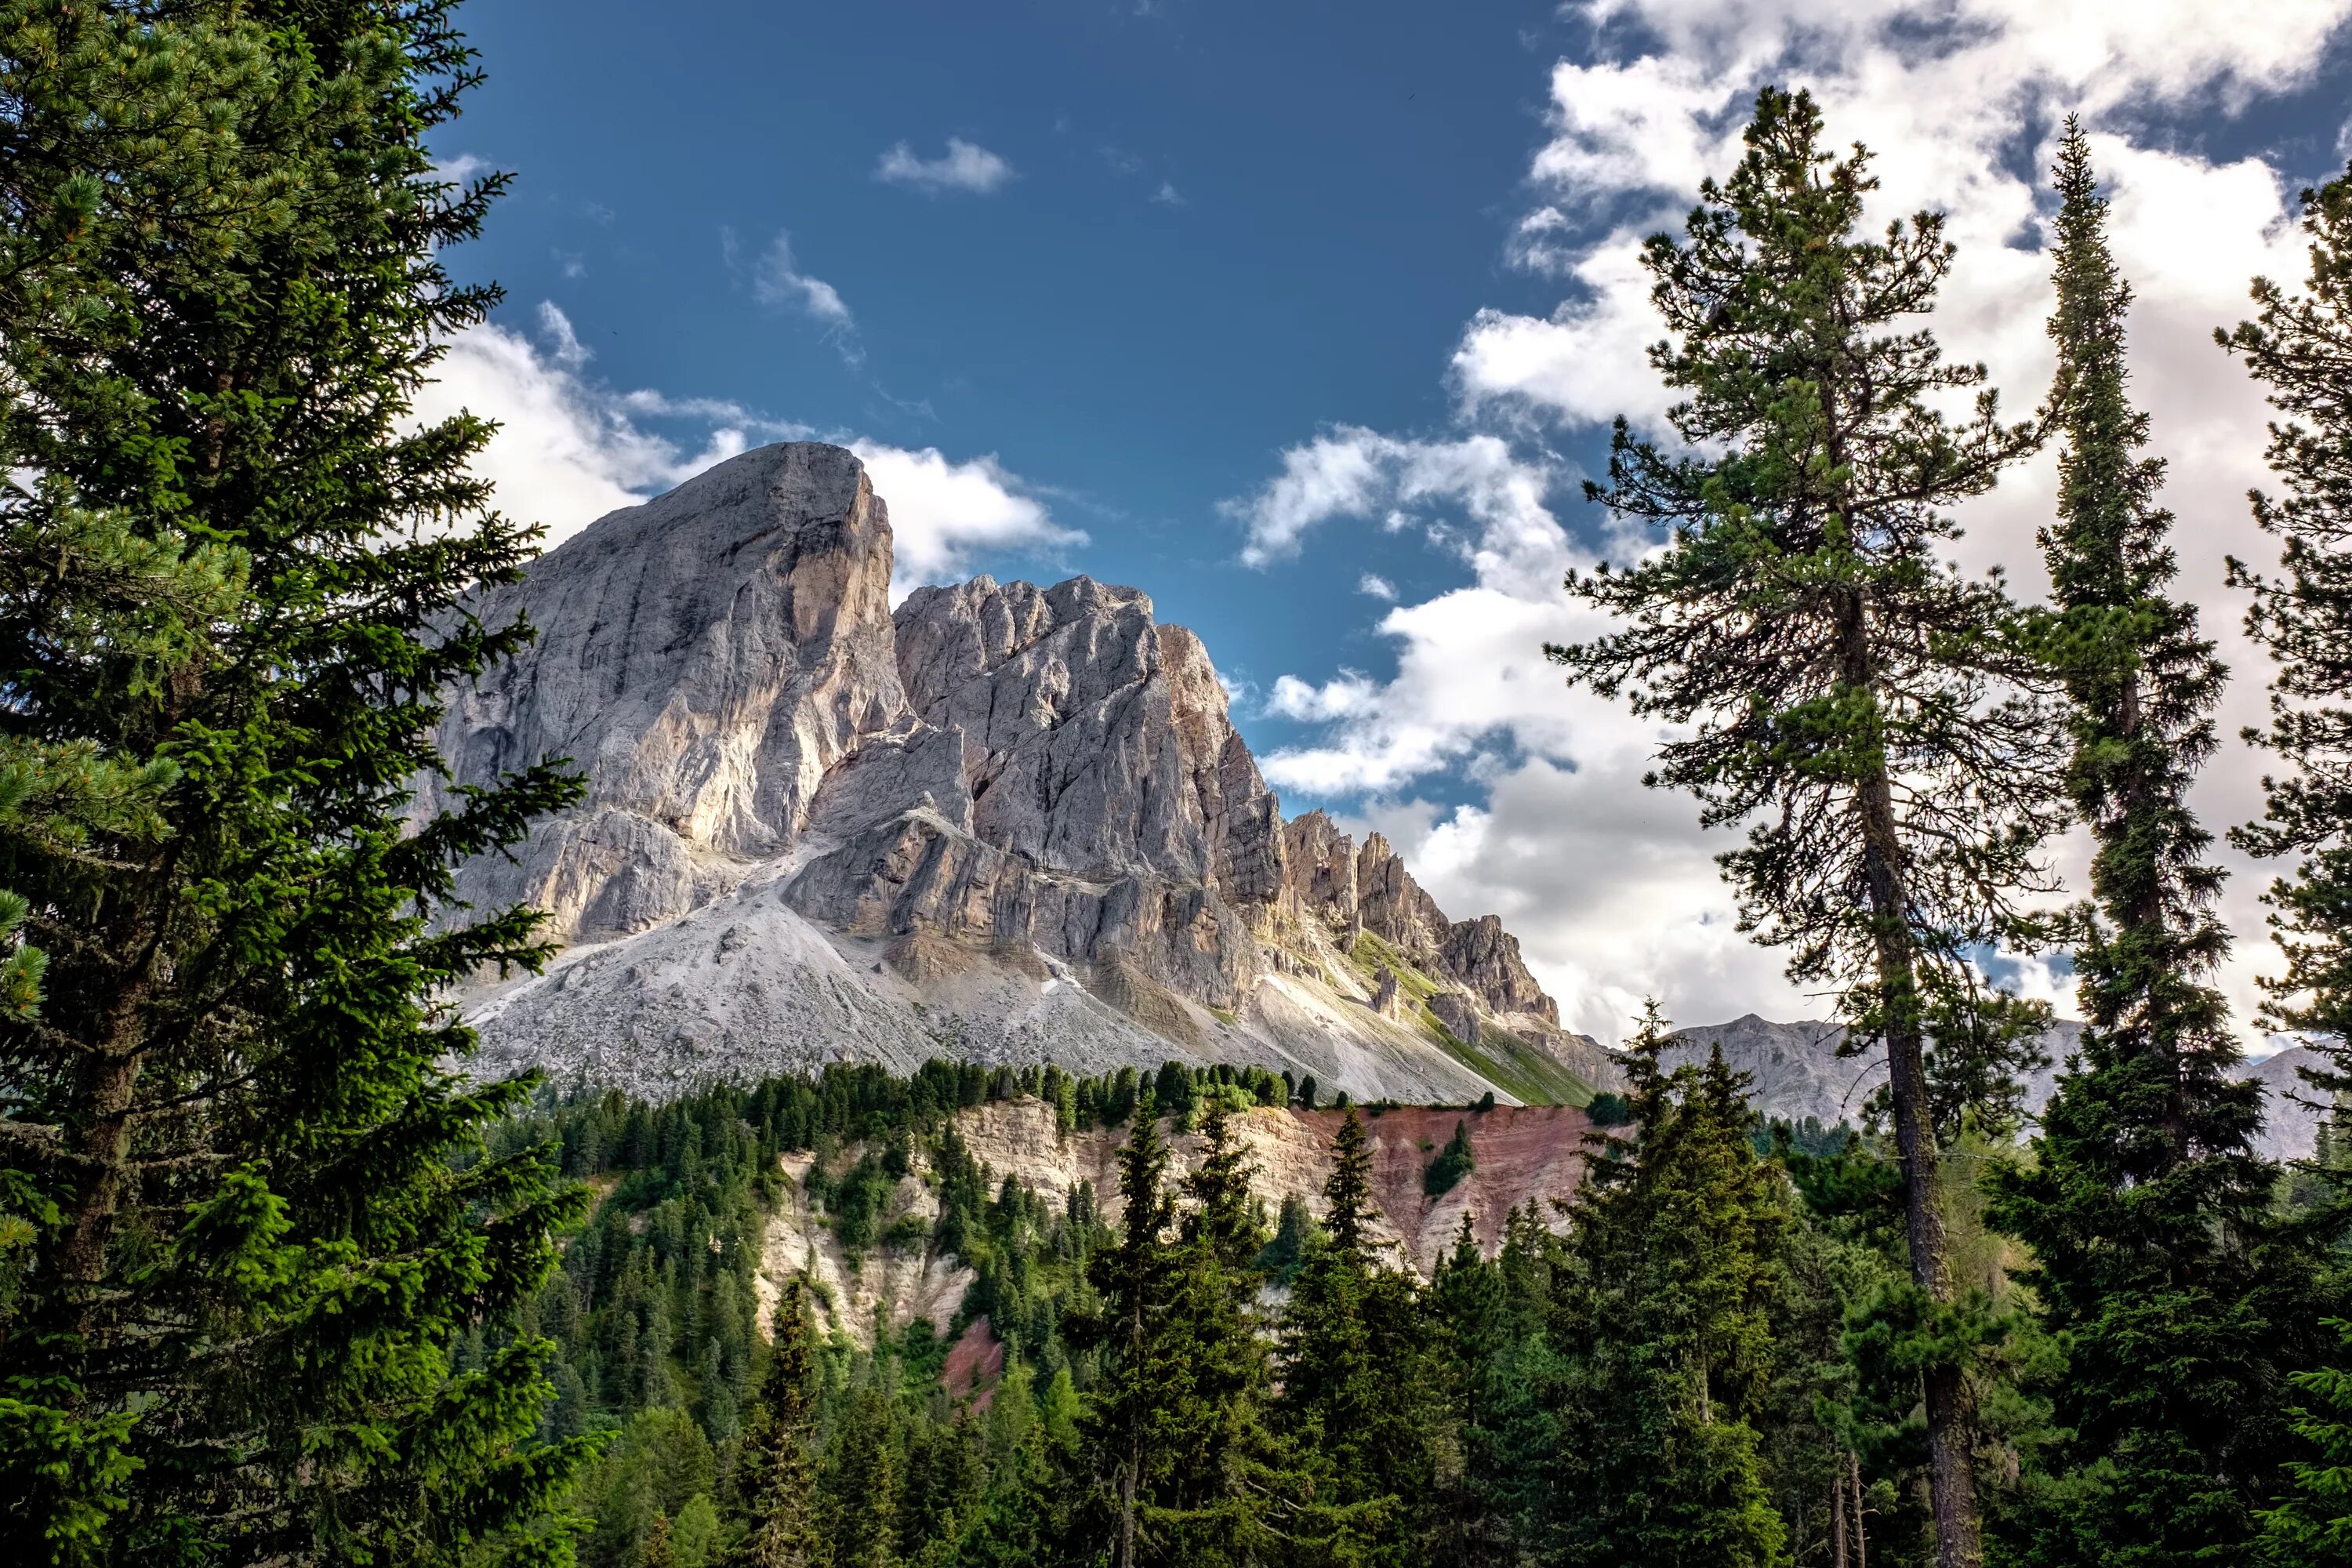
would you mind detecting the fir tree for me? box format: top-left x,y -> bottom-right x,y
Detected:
1987,122 -> 2306,1568
1548,1005 -> 1789,1568
1550,86 -> 2061,1568
0,1 -> 593,1560
729,1282 -> 822,1568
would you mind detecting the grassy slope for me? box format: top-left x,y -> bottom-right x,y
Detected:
1345,931 -> 1595,1108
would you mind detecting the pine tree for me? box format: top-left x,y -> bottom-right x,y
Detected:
1550,86 -> 2062,1568
1273,1109 -> 1438,1564
2225,151 -> 2352,1121
0,1 -> 592,1560
1986,122 -> 2307,1568
1547,1005 -> 1789,1567
819,1381 -> 902,1568
729,1283 -> 822,1568
2260,1320 -> 2352,1566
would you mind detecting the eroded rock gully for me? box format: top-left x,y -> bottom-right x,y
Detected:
752,1097 -> 1597,1347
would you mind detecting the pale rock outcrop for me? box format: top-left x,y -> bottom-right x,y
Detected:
773,1098 -> 1598,1295
426,444 -> 905,942
1442,915 -> 1557,1025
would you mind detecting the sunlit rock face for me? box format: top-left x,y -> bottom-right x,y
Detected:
436,442 -> 1607,1103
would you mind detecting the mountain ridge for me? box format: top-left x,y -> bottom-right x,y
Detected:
434,442 -> 1613,1103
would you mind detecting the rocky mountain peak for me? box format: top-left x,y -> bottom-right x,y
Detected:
444,442 -> 1610,1103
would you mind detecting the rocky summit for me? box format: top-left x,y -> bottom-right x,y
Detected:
428,442 -> 1616,1103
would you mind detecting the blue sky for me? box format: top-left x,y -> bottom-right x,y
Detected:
440,0 -> 1576,719
430,0 -> 2352,1037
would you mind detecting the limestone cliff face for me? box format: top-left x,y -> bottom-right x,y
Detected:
448,442 -> 1602,1104
426,445 -> 904,941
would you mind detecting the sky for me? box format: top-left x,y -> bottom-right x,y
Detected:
426,0 -> 2352,1044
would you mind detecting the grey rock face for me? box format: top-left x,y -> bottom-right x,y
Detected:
426,444 -> 905,942
1665,1014 -> 2305,1153
1441,915 -> 1557,1025
441,441 -> 1574,1102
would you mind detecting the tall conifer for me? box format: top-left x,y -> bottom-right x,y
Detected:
729,1283 -> 822,1568
1273,1109 -> 1437,1564
1988,122 -> 2304,1567
0,1 -> 591,1559
1552,88 -> 2061,1567
2227,157 -> 2352,1116
1548,1005 -> 1788,1568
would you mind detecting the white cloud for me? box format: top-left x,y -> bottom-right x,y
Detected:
1359,572 -> 1396,601
1265,670 -> 1384,724
849,442 -> 1087,596
876,138 -> 1015,194
430,151 -> 496,187
535,301 -> 590,369
1233,0 -> 2352,1040
1152,180 -> 1186,207
1225,426 -> 1568,578
413,306 -> 1074,600
747,231 -> 852,325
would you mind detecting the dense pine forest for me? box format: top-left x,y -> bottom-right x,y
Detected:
14,2 -> 2352,1565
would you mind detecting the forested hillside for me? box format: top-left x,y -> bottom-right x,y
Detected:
452,1050 -> 2017,1567
17,2 -> 2352,1566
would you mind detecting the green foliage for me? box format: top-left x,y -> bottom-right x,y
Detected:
2227,152 -> 2352,1059
1546,1005 -> 1790,1567
1988,122 -> 2322,1568
1423,1120 -> 1475,1197
1550,86 -> 2064,1566
2261,1320 -> 2352,1566
0,0 -> 601,1559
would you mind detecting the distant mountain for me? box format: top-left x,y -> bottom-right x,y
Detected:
427,443 -> 1613,1105
1666,1014 -> 2319,1160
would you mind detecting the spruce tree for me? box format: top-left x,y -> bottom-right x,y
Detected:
1154,1102 -> 1281,1563
1083,1103 -> 1175,1568
1548,1005 -> 1788,1568
818,1381 -> 902,1568
1987,122 -> 2305,1568
0,1 -> 591,1560
1551,86 -> 2061,1568
729,1283 -> 822,1568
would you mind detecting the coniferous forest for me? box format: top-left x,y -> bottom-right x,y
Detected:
15,4 -> 2352,1566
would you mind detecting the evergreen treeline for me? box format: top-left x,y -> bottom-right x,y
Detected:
15,1 -> 2352,1563
441,1051 -> 2057,1568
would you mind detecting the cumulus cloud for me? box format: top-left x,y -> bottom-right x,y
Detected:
876,137 -> 1015,194
1359,572 -> 1396,601
1225,426 -> 1568,577
850,442 -> 1087,594
1234,0 -> 2352,1040
412,304 -> 1073,597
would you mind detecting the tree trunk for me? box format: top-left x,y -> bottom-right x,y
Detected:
1844,596 -> 1982,1568
1831,1457 -> 1850,1568
1850,1450 -> 1869,1568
